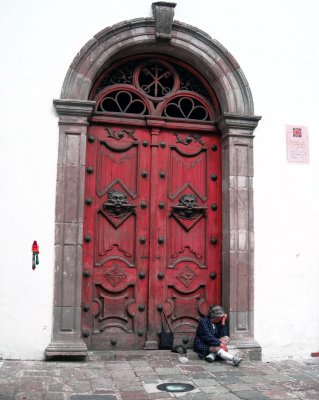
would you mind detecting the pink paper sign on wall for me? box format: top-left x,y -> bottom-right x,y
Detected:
286,125 -> 309,163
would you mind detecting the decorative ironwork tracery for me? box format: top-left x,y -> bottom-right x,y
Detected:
177,65 -> 210,99
92,58 -> 218,120
135,61 -> 177,100
97,61 -> 138,93
98,89 -> 147,115
163,96 -> 209,120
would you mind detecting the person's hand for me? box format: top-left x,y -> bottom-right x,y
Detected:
220,336 -> 229,345
220,343 -> 228,352
221,313 -> 228,324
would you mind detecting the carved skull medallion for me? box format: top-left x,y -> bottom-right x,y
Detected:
179,194 -> 198,208
104,190 -> 129,216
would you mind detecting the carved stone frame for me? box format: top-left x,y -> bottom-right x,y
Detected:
45,17 -> 261,359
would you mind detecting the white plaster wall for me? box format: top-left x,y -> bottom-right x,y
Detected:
0,0 -> 318,360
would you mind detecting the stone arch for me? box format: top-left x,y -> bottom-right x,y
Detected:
46,16 -> 261,359
61,18 -> 254,115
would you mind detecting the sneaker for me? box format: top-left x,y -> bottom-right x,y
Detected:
232,356 -> 242,366
205,354 -> 215,363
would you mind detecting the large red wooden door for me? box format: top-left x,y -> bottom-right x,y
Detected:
82,123 -> 221,350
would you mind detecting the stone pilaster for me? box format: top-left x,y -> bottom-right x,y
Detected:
45,99 -> 95,359
217,113 -> 262,360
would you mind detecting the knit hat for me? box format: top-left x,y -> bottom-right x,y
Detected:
208,305 -> 225,319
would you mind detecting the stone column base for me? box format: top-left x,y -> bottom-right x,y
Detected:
45,338 -> 88,359
228,339 -> 262,361
144,341 -> 158,350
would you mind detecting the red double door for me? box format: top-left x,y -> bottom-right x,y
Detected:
82,122 -> 221,350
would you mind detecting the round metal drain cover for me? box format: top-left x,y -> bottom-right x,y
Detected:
157,383 -> 195,392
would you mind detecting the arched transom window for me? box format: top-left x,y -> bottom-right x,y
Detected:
89,58 -> 220,121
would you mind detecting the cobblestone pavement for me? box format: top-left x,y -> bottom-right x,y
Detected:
1,351 -> 319,400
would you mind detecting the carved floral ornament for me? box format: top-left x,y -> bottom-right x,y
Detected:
90,58 -> 219,121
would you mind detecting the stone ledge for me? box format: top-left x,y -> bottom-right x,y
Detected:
53,99 -> 96,116
87,344 -> 262,362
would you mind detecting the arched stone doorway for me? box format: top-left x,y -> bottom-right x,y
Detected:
46,6 -> 261,359
83,56 -> 222,350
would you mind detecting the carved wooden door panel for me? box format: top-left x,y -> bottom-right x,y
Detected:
148,129 -> 221,346
82,124 -> 221,350
82,124 -> 151,349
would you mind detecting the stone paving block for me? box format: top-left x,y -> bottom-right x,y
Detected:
16,381 -> 44,391
140,377 -> 163,384
19,376 -> 48,382
302,370 -> 319,379
48,382 -> 66,392
0,383 -> 15,394
23,370 -> 53,377
240,375 -> 270,384
112,371 -> 136,378
201,385 -> 232,395
203,363 -> 230,372
45,393 -> 68,400
178,365 -> 206,372
218,376 -> 243,384
92,390 -> 118,395
133,366 -> 154,372
116,385 -> 145,392
134,369 -> 156,377
61,370 -> 87,380
67,380 -> 91,393
154,368 -> 181,375
0,377 -> 15,384
147,393 -> 171,399
241,364 -> 277,375
190,377 -> 220,387
15,392 -> 44,400
155,374 -> 188,381
264,374 -> 295,382
280,379 -> 319,391
261,389 -> 299,399
212,394 -> 241,400
70,396 -> 117,400
222,369 -> 247,377
298,389 -> 319,399
175,393 -> 213,400
90,378 -> 113,388
289,373 -> 318,381
106,362 -> 131,369
234,390 -> 271,400
225,383 -> 257,392
113,378 -> 141,385
185,372 -> 213,379
211,369 -> 239,379
119,390 -> 149,399
129,361 -> 150,367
